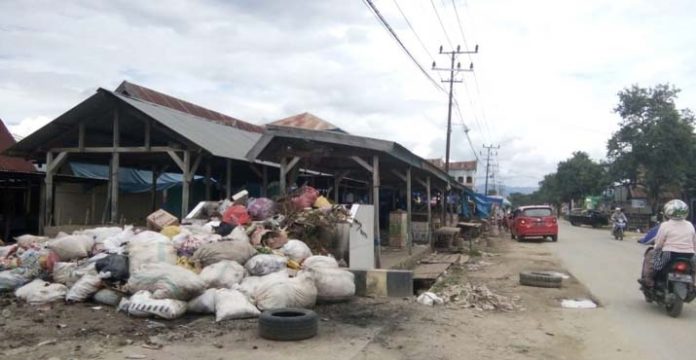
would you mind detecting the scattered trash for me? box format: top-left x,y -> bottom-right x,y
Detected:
125,355 -> 147,360
561,299 -> 597,309
147,209 -> 179,231
417,292 -> 445,306
36,339 -> 57,347
437,283 -> 521,311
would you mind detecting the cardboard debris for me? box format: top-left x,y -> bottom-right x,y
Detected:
146,209 -> 179,231
437,283 -> 520,311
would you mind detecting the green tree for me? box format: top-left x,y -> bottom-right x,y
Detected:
607,84 -> 696,210
555,151 -> 607,204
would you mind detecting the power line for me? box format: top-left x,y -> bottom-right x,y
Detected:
391,0 -> 435,64
361,0 -> 445,94
429,0 -> 454,49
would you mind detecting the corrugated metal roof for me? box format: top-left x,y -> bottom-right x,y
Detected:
115,81 -> 264,133
0,118 -> 37,173
268,112 -> 347,133
108,91 -> 261,161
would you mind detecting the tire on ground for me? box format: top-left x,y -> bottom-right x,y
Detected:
258,308 -> 319,341
519,271 -> 563,288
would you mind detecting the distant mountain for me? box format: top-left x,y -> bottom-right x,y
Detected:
474,185 -> 537,196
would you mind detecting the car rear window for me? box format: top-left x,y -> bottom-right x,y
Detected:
523,208 -> 552,217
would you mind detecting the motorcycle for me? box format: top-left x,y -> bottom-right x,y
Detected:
640,251 -> 696,317
613,220 -> 626,240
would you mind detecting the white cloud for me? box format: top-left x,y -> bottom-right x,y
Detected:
2,0 -> 696,188
8,115 -> 51,138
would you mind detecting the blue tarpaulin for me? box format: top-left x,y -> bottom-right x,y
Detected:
459,187 -> 505,219
69,162 -> 205,193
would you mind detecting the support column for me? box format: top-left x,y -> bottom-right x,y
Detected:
279,157 -> 288,195
261,166 -> 268,197
110,108 -> 120,224
205,161 -> 212,200
44,152 -> 54,227
441,188 -> 447,227
426,177 -> 432,248
406,167 -> 412,255
226,159 -> 232,199
372,155 -> 381,268
181,151 -> 191,217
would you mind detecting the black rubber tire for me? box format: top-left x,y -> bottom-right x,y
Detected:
519,271 -> 563,288
517,236 -> 524,242
551,235 -> 558,242
511,232 -> 515,240
666,298 -> 683,318
259,308 -> 318,341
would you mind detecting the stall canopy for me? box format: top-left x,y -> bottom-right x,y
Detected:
69,162 -> 205,193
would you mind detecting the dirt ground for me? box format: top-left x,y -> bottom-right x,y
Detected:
1,233 -> 609,360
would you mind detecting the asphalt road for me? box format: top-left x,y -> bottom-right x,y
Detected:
549,221 -> 696,360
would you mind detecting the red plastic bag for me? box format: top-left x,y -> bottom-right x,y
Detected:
223,205 -> 251,226
291,186 -> 320,211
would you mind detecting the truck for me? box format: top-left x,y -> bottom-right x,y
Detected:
568,209 -> 609,228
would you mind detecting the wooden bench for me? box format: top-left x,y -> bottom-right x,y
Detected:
433,226 -> 460,250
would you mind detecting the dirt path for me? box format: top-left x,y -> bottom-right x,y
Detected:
1,234 -> 634,360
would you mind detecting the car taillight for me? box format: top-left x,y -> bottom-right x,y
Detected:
674,262 -> 689,273
520,219 -> 526,224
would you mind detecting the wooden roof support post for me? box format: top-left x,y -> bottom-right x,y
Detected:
262,165 -> 268,197
181,150 -> 191,217
110,108 -> 120,224
426,177 -> 432,248
226,159 -> 232,199
44,152 -> 54,227
333,170 -> 350,203
279,157 -> 288,195
441,186 -> 447,226
151,166 -> 159,212
406,166 -> 412,256
205,160 -> 212,200
373,155 -> 381,268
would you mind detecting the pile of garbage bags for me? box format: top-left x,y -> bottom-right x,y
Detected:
0,191 -> 356,321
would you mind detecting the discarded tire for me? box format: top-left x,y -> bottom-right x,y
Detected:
259,308 -> 318,341
519,271 -> 562,288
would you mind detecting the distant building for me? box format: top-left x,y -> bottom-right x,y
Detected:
428,158 -> 477,188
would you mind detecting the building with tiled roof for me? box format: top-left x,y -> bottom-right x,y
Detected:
267,112 -> 347,133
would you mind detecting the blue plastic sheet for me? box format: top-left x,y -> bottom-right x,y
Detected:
69,162 -> 205,193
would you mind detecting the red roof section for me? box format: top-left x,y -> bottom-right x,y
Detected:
0,119 -> 36,173
427,159 -> 477,171
268,112 -> 346,133
114,81 -> 264,133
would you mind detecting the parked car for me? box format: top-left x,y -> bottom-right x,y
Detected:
511,205 -> 558,242
568,209 -> 608,228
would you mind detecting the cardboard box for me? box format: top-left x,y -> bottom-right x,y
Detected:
147,209 -> 179,231
389,211 -> 408,247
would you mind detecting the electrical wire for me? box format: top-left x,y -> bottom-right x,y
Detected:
429,0 -> 454,49
391,0 -> 435,64
361,0 -> 446,94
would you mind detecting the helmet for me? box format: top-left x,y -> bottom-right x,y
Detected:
615,207 -> 621,212
664,199 -> 689,220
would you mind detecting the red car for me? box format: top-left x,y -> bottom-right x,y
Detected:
510,205 -> 558,242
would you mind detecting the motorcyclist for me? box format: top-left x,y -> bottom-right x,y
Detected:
641,199 -> 696,287
610,207 -> 628,235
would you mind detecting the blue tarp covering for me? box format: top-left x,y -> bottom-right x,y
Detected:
70,162 -> 205,193
459,187 -> 505,219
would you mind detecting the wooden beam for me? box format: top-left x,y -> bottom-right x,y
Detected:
333,170 -> 350,203
53,146 -> 181,153
167,151 -> 186,172
416,178 -> 428,188
249,165 -> 263,179
190,153 -> 203,180
151,166 -> 159,212
351,156 -> 373,173
373,154 -> 381,268
78,122 -> 85,151
47,151 -> 68,173
426,176 -> 432,247
181,151 -> 191,217
406,166 -> 412,255
110,108 -> 120,223
226,159 -> 232,198
391,169 -> 407,182
286,156 -> 301,172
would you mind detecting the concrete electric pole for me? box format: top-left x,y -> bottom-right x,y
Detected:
482,144 -> 500,196
432,44 -> 478,174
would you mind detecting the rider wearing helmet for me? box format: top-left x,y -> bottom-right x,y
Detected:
650,200 -> 696,282
610,207 -> 628,234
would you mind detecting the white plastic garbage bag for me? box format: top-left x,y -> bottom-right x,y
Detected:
199,260 -> 246,289
121,290 -> 187,320
302,255 -> 339,270
417,292 -> 444,306
191,240 -> 257,267
245,254 -> 288,276
187,288 -> 217,314
281,240 -> 312,263
125,263 -> 205,301
127,231 -> 177,274
0,269 -> 32,291
227,226 -> 250,243
254,271 -> 317,310
93,288 -> 124,306
14,234 -> 49,249
310,267 -> 355,302
78,227 -> 125,244
15,279 -> 68,305
52,261 -> 97,287
215,288 -> 260,321
66,274 -> 102,302
237,270 -> 289,298
102,226 -> 135,254
47,235 -> 95,261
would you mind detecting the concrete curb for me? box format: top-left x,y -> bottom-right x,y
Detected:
350,269 -> 413,298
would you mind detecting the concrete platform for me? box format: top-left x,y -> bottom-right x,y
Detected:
379,244 -> 431,270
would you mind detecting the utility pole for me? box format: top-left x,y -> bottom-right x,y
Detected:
432,44 -> 478,174
482,144 -> 499,196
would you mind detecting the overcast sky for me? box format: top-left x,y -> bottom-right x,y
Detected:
2,0 -> 696,188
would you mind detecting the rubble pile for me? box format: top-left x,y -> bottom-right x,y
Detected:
0,186 -> 356,322
438,283 -> 520,312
